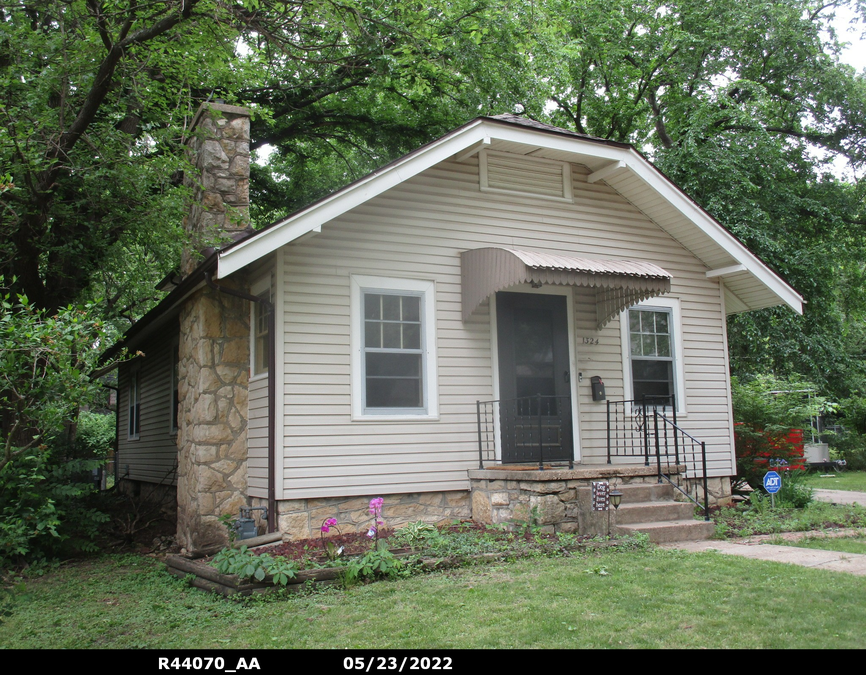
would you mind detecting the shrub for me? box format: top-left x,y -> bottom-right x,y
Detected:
731,375 -> 827,491
0,291 -> 121,565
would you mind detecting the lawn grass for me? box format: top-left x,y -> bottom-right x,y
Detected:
804,470 -> 866,492
712,500 -> 866,538
775,534 -> 866,555
2,548 -> 866,649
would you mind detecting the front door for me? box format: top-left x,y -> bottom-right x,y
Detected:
496,292 -> 573,464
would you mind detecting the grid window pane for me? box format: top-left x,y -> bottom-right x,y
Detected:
628,307 -> 675,404
363,291 -> 425,410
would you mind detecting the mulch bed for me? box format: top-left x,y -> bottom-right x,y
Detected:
266,528 -> 397,564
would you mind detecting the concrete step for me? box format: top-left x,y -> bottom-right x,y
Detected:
616,519 -> 716,544
612,483 -> 674,503
613,500 -> 696,525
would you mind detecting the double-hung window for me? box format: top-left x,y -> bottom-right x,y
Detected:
250,276 -> 272,378
170,339 -> 179,434
351,276 -> 438,419
621,298 -> 684,412
128,371 -> 140,439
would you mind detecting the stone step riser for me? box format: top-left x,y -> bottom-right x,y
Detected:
613,501 -> 696,524
616,520 -> 716,544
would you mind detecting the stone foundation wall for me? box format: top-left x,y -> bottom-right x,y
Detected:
469,468 -> 732,534
274,491 -> 471,541
469,470 -> 660,534
176,284 -> 250,555
684,476 -> 733,507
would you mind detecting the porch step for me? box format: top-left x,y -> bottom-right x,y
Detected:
616,519 -> 716,544
575,482 -> 714,543
612,500 -> 696,525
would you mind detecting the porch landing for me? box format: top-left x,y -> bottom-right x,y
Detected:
468,463 -> 716,543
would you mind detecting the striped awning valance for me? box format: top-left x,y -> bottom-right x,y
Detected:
461,247 -> 672,329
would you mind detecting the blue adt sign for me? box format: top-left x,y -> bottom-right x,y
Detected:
763,471 -> 782,494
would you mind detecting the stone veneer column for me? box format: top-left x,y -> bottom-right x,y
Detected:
181,102 -> 251,277
176,284 -> 250,554
176,102 -> 253,555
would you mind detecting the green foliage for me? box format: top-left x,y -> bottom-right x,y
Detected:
344,540 -> 403,584
527,0 -> 866,399
211,546 -> 299,586
827,431 -> 866,471
74,411 -> 115,459
0,0 -> 528,318
713,500 -> 866,539
0,292 -> 119,564
776,470 -> 815,508
0,453 -> 110,565
731,375 -> 828,488
391,521 -> 443,549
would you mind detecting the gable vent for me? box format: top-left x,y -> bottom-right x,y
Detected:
480,150 -> 573,202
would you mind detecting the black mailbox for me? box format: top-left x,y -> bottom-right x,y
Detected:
590,376 -> 606,401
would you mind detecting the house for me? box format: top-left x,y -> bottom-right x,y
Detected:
109,103 -> 802,555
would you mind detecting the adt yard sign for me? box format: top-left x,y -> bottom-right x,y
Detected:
763,471 -> 782,494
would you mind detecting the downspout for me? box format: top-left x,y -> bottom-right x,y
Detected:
204,272 -> 276,534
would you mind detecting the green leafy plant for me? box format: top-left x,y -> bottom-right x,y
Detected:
344,539 -> 403,584
731,375 -> 828,490
211,546 -> 298,586
0,292 -> 121,565
391,521 -> 441,549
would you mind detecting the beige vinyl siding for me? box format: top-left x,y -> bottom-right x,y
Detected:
277,156 -> 735,499
248,375 -> 269,497
117,327 -> 179,485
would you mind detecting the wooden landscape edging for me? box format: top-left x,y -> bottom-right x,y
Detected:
165,550 -> 507,597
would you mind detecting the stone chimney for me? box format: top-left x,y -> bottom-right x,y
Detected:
181,102 -> 252,276
175,102 -> 253,555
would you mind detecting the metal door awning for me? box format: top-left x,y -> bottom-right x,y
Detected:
461,247 -> 672,329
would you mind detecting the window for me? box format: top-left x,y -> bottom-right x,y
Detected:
170,339 -> 179,434
351,276 -> 438,419
250,276 -> 272,377
128,371 -> 140,439
620,298 -> 685,413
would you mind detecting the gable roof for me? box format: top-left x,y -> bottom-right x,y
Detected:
217,114 -> 802,316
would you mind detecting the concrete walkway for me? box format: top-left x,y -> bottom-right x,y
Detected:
661,489 -> 866,576
813,488 -> 866,507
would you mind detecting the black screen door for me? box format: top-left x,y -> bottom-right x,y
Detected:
496,292 -> 573,463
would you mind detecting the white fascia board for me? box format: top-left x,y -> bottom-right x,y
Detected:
218,121 -> 490,278
620,147 -> 803,315
486,125 -> 627,164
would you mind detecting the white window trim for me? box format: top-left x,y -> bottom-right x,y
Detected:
250,275 -> 271,381
127,369 -> 140,440
479,149 -> 574,203
350,275 -> 439,420
619,297 -> 686,416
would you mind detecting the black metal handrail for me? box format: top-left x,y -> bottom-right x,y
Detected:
607,395 -> 676,465
653,409 -> 710,519
476,394 -> 573,470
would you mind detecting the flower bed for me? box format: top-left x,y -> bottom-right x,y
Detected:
165,520 -> 610,597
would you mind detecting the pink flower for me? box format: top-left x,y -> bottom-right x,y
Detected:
321,525 -> 330,533
325,518 -> 337,527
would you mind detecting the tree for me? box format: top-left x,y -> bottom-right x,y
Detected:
0,0 -> 530,319
528,0 -> 866,397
